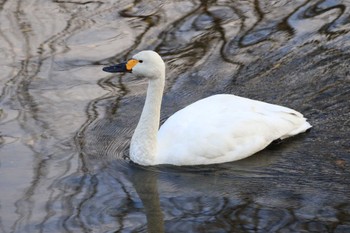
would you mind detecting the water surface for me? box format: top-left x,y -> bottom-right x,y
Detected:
0,0 -> 350,232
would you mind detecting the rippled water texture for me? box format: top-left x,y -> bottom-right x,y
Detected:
0,0 -> 350,232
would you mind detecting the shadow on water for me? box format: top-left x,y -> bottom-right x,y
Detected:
0,0 -> 350,232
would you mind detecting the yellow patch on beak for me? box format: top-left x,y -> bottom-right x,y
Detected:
126,59 -> 139,71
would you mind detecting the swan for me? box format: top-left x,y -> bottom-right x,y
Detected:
102,50 -> 312,166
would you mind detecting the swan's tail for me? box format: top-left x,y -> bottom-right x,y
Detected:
280,119 -> 312,140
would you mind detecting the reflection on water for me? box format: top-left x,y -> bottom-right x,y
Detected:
0,0 -> 349,232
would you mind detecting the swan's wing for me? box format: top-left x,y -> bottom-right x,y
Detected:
156,94 -> 311,165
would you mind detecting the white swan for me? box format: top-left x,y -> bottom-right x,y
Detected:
102,50 -> 311,166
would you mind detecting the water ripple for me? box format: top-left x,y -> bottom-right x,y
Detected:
0,0 -> 350,232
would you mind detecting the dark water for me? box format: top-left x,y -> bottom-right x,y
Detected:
0,0 -> 349,232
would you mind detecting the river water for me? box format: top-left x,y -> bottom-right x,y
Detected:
0,0 -> 349,232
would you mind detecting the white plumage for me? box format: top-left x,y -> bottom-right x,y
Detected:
102,50 -> 311,166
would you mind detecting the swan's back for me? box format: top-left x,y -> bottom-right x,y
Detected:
156,94 -> 311,165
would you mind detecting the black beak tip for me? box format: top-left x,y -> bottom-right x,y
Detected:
102,65 -> 117,73
102,62 -> 129,73
102,66 -> 112,72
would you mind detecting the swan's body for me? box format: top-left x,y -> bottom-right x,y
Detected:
103,50 -> 311,166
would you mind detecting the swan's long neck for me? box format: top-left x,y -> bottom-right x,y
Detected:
130,74 -> 165,165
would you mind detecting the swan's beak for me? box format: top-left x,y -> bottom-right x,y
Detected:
102,62 -> 128,73
102,59 -> 139,73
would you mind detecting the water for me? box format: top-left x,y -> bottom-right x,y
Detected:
0,0 -> 349,232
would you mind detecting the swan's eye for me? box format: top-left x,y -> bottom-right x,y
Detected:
139,60 -> 143,63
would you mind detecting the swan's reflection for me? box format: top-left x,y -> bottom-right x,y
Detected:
127,164 -> 165,233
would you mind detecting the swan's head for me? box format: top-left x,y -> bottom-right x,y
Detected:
102,50 -> 165,80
